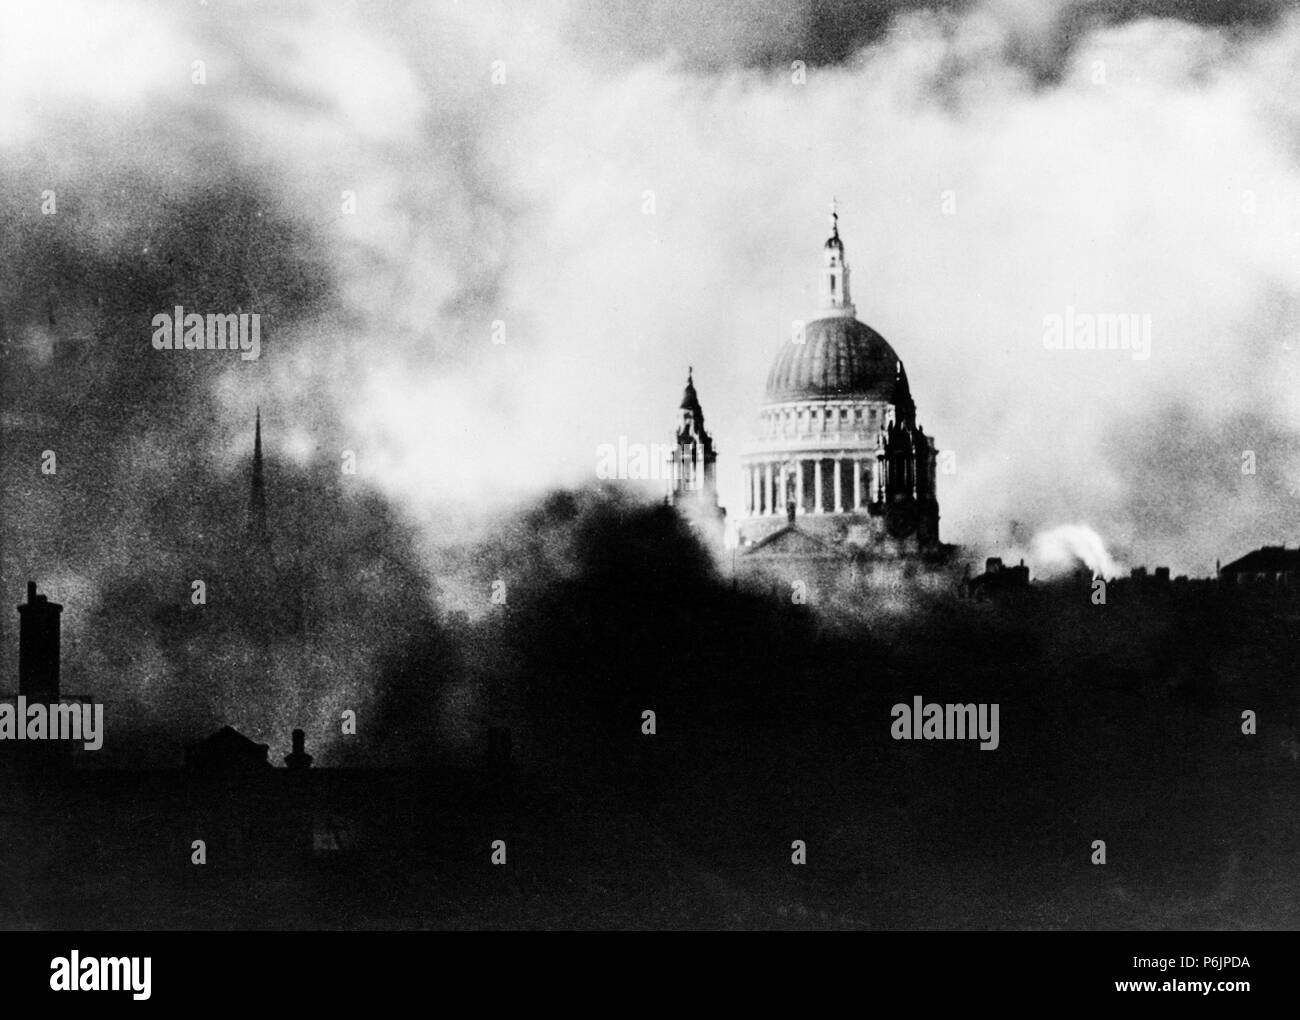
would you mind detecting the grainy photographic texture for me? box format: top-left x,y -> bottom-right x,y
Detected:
1,0 -> 1298,937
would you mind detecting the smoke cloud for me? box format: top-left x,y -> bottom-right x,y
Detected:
4,0 -> 1300,758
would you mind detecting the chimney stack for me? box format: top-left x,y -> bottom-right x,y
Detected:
18,581 -> 62,702
284,728 -> 313,769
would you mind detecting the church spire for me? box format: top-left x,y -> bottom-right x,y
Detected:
680,365 -> 703,420
249,408 -> 267,542
672,368 -> 718,501
819,198 -> 854,318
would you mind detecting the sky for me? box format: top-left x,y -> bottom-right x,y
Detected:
4,0 -> 1300,604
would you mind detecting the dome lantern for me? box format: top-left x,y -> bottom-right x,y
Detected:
819,197 -> 854,317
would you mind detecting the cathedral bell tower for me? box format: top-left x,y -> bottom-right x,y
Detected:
668,368 -> 726,543
877,362 -> 940,542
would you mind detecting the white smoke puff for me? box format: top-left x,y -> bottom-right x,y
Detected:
9,0 -> 1300,582
1029,524 -> 1123,579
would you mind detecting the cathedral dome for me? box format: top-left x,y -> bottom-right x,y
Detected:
764,316 -> 902,403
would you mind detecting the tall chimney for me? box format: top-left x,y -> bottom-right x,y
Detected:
18,582 -> 62,702
284,727 -> 313,769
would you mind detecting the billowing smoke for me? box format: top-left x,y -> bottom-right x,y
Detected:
1026,523 -> 1123,579
4,0 -> 1300,761
0,162 -> 450,763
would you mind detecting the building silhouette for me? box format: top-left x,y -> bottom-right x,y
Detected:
964,557 -> 1031,599
185,725 -> 272,772
1219,545 -> 1300,591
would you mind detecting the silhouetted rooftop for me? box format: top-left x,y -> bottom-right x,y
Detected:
1220,546 -> 1300,575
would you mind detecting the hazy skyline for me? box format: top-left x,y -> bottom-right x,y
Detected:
4,0 -> 1300,606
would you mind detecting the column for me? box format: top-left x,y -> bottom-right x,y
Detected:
750,466 -> 759,516
763,462 -> 772,515
813,459 -> 823,513
794,460 -> 803,516
853,458 -> 862,510
833,459 -> 843,512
